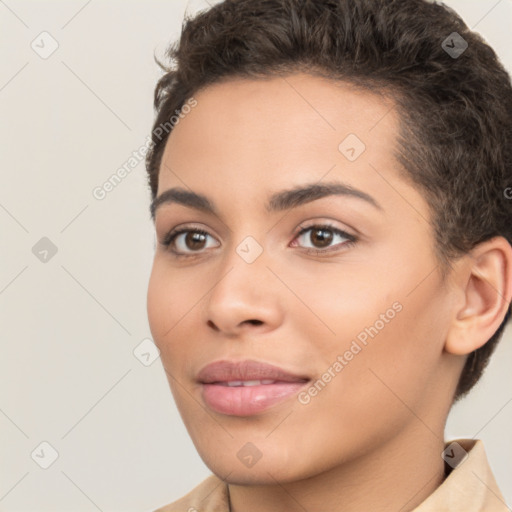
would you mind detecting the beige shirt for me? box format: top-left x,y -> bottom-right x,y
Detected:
154,439 -> 510,512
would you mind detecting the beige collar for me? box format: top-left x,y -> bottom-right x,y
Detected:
412,439 -> 509,511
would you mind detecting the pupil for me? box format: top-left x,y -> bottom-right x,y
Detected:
311,228 -> 332,247
186,232 -> 206,250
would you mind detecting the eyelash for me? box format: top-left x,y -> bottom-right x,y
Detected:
160,223 -> 357,259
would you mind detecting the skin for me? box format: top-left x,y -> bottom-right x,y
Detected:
147,73 -> 512,512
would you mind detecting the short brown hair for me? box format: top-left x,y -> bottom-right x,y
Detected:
145,0 -> 512,401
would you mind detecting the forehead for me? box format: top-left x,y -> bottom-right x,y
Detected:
157,73 -> 410,215
160,73 -> 398,177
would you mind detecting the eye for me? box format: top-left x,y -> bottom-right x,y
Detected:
291,224 -> 357,254
161,227 -> 220,256
159,222 -> 357,259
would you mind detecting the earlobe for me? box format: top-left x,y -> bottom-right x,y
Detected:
445,236 -> 512,356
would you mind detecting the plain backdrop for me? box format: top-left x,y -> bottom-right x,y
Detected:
0,0 -> 511,510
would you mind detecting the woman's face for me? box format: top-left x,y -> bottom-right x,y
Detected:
147,73 -> 459,484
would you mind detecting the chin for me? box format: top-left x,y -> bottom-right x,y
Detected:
197,446 -> 320,486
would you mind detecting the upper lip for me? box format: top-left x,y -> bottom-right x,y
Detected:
197,359 -> 310,384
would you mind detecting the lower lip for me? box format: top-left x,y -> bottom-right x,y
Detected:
201,381 -> 308,416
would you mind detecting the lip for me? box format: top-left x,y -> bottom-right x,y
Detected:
197,359 -> 310,416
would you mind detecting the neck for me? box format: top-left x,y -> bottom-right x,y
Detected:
227,425 -> 446,512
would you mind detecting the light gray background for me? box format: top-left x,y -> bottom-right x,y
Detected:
0,1 -> 511,511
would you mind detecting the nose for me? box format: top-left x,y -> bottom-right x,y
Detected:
201,249 -> 284,337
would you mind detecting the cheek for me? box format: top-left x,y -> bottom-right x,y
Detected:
288,254 -> 447,397
342,280 -> 448,414
147,261 -> 187,351
285,261 -> 398,355
146,263 -> 167,342
147,260 -> 211,377
147,260 -> 196,338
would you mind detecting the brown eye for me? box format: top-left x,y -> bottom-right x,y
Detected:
162,228 -> 220,256
293,224 -> 357,253
184,231 -> 207,250
310,228 -> 333,248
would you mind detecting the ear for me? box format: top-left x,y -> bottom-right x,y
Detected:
445,236 -> 512,356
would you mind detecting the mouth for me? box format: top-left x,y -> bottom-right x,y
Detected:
216,379 -> 287,386
197,359 -> 311,416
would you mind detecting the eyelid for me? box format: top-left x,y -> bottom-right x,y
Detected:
294,219 -> 355,237
161,224 -> 207,245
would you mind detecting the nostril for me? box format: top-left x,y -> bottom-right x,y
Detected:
206,319 -> 263,331
207,320 -> 219,330
245,319 -> 263,326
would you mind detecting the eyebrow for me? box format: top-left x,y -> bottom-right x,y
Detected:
150,181 -> 383,220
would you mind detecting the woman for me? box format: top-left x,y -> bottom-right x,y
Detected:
145,0 -> 512,510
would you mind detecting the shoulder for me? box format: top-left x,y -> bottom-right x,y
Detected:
153,474 -> 230,512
